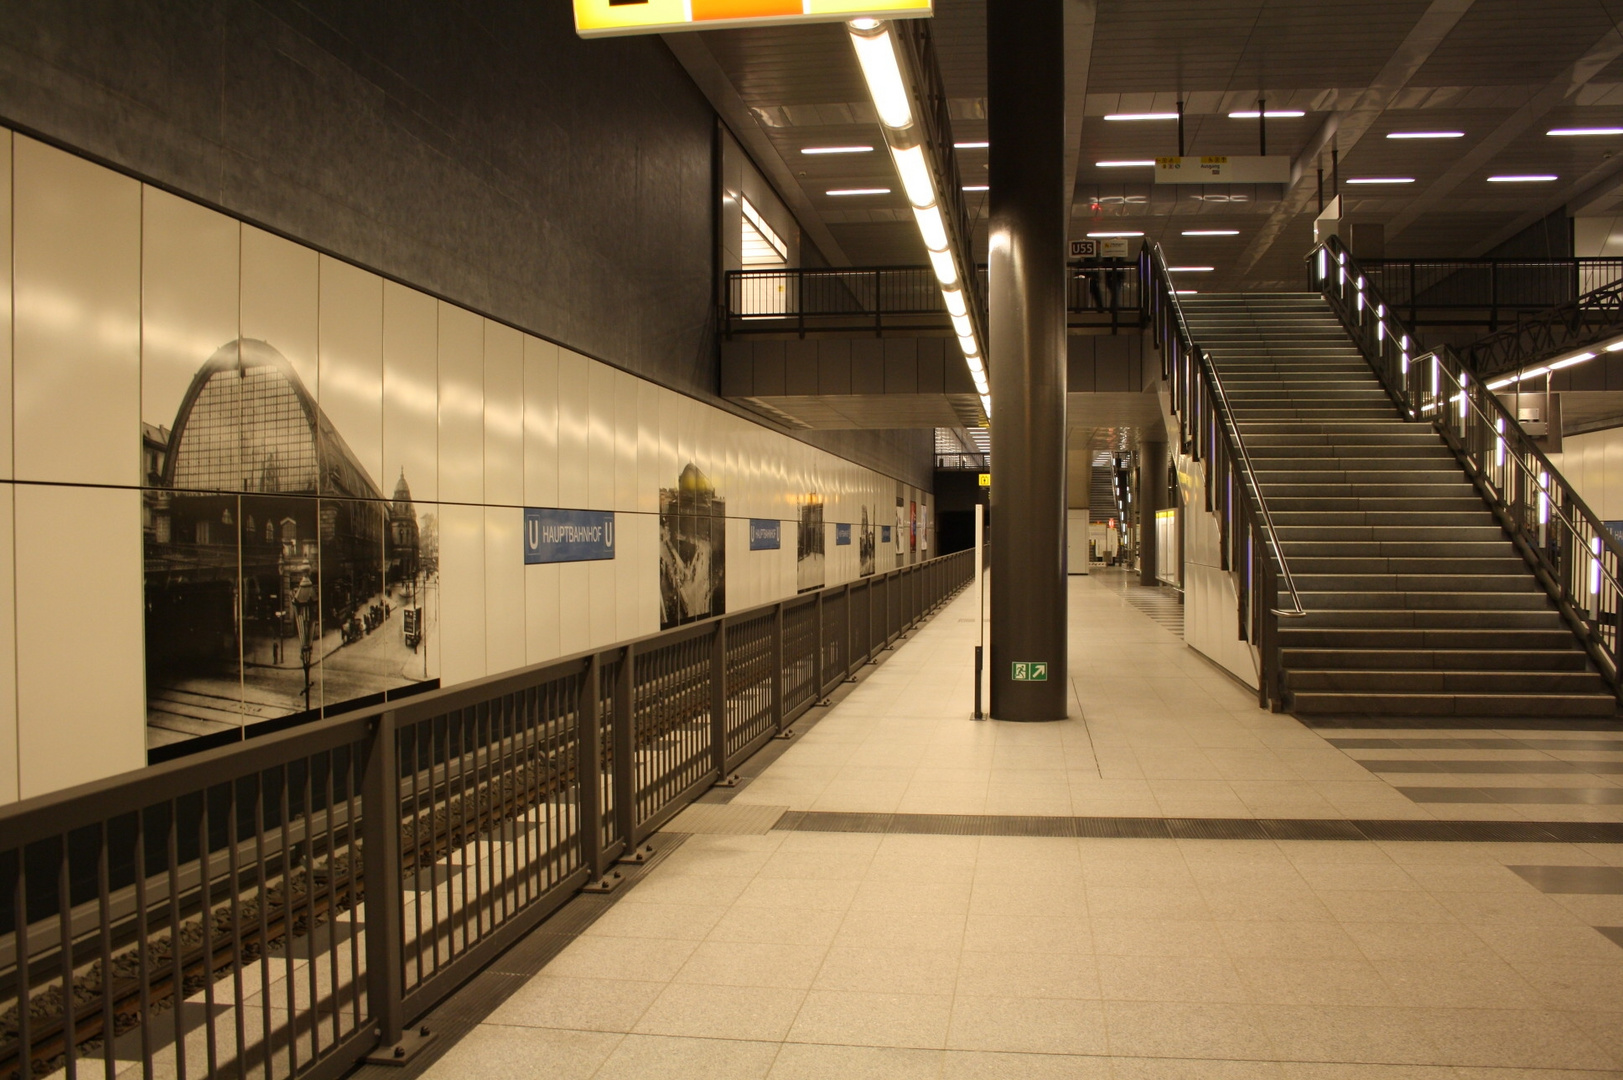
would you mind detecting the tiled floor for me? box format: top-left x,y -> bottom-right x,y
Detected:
422,572 -> 1623,1078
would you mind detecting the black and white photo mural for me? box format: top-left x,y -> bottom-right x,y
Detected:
143,339 -> 437,742
859,505 -> 876,578
659,462 -> 726,628
797,493 -> 825,593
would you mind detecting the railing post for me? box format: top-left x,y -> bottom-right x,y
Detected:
579,653 -> 604,880
712,619 -> 728,779
615,645 -> 636,844
844,583 -> 854,680
362,709 -> 427,1062
814,592 -> 825,697
874,269 -> 883,337
772,604 -> 786,732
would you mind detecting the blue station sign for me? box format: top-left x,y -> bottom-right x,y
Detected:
835,523 -> 851,546
524,508 -> 616,564
749,519 -> 782,550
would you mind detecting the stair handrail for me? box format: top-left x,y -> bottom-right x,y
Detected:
1143,241 -> 1305,707
1309,235 -> 1623,693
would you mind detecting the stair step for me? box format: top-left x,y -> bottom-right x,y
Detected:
1271,512 -> 1496,527
1296,591 -> 1551,611
1278,627 -> 1581,649
1276,525 -> 1507,542
1289,557 -> 1528,575
1281,648 -> 1591,671
1286,669 -> 1607,694
1288,608 -> 1563,628
1288,692 -> 1618,718
1294,575 -> 1540,593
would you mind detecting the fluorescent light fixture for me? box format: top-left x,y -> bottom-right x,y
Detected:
1096,160 -> 1156,167
1175,289 -> 1199,295
929,247 -> 959,286
801,145 -> 873,155
950,312 -> 974,338
892,144 -> 936,207
1183,229 -> 1239,236
1167,266 -> 1214,272
1487,376 -> 1514,390
943,288 -> 967,318
1606,341 -> 1623,352
826,188 -> 890,196
963,184 -> 989,191
957,333 -> 978,355
1387,131 -> 1464,139
1087,231 -> 1143,238
1104,112 -> 1179,121
913,204 -> 948,252
1487,174 -> 1557,182
1548,127 -> 1623,136
954,141 -> 989,149
1549,352 -> 1595,370
980,393 -> 991,417
1229,110 -> 1304,118
1346,177 -> 1415,184
849,25 -> 912,129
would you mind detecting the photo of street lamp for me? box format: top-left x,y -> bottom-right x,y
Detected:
292,573 -> 318,713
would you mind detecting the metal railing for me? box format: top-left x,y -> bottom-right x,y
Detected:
1462,274 -> 1623,378
1310,236 -> 1623,699
0,548 -> 974,1080
1141,242 -> 1304,709
726,262 -> 1142,337
1360,256 -> 1623,331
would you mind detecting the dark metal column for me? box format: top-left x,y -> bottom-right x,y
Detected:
989,0 -> 1068,721
1139,441 -> 1165,587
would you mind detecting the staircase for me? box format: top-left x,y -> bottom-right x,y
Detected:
1179,293 -> 1617,720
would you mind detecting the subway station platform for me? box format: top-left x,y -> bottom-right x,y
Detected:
414,574 -> 1623,1079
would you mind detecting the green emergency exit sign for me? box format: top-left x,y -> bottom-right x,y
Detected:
1011,662 -> 1048,682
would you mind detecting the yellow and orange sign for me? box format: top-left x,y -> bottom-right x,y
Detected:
574,0 -> 932,38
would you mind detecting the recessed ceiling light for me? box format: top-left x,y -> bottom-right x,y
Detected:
1087,231 -> 1144,237
1167,266 -> 1214,272
801,145 -> 873,155
1096,160 -> 1156,167
1487,174 -> 1557,182
963,184 -> 989,192
826,188 -> 890,196
1386,131 -> 1464,139
1228,110 -> 1304,118
1548,127 -> 1623,136
1103,113 -> 1180,121
1345,177 -> 1415,184
1182,229 -> 1239,236
954,141 -> 989,149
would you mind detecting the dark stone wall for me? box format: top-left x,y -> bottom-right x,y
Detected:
0,0 -> 935,489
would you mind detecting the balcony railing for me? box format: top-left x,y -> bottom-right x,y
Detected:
1359,256 -> 1623,331
726,263 -> 1142,337
0,549 -> 973,1080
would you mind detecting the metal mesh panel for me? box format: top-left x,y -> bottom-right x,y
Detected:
631,633 -> 714,827
724,613 -> 776,758
849,582 -> 871,665
821,590 -> 848,695
597,657 -> 620,853
781,600 -> 818,717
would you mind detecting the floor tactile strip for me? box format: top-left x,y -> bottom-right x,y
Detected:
774,811 -> 1623,843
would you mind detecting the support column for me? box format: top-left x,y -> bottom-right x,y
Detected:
1139,440 -> 1165,587
989,0 -> 1067,722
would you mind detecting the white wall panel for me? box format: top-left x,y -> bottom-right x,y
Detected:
437,502 -> 486,686
525,562 -> 561,665
557,349 -> 589,509
437,303 -> 484,505
589,558 -> 616,648
14,137 -> 140,486
141,189 -> 239,488
614,370 -> 638,513
636,381 -> 659,514
16,485 -> 144,796
588,360 -> 615,511
523,336 -> 558,509
0,488 -> 14,803
558,562 -> 589,656
633,512 -> 659,638
317,256 -> 384,493
483,320 -> 524,508
615,512 -> 641,642
0,133 -> 9,480
484,506 -> 526,674
383,282 -> 438,505
241,225 -> 319,402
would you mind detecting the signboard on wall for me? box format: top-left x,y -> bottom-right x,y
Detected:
910,501 -> 917,553
881,525 -> 892,543
573,0 -> 933,38
835,523 -> 852,546
524,508 -> 616,564
750,519 -> 782,550
1069,239 -> 1097,259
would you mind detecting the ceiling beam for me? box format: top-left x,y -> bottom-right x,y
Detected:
1388,25 -> 1623,242
662,32 -> 853,267
1063,0 -> 1098,213
1232,0 -> 1474,277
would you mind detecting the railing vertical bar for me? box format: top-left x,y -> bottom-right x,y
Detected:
278,772 -> 298,1076
198,787 -> 219,1077
362,711 -> 405,1056
98,822 -> 116,1080
57,831 -> 75,1080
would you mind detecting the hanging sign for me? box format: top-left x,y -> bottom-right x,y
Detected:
1069,239 -> 1098,259
574,0 -> 933,38
1154,156 -> 1291,184
749,519 -> 782,550
524,508 -> 615,564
